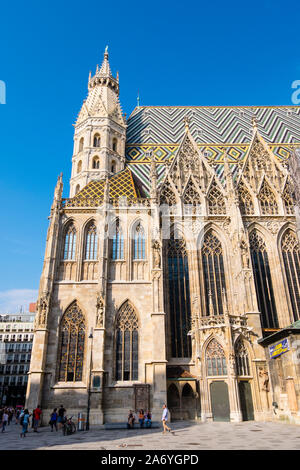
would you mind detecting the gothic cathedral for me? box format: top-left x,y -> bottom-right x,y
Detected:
26,49 -> 300,424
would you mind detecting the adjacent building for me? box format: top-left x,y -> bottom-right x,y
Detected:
0,306 -> 36,407
26,49 -> 300,424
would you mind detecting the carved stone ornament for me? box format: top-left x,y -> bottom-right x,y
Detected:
228,352 -> 237,376
96,293 -> 104,328
36,292 -> 50,328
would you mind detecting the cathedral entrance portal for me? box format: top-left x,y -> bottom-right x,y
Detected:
167,380 -> 198,420
210,381 -> 230,422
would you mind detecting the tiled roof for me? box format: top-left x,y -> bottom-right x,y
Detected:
125,106 -> 300,195
72,168 -> 139,203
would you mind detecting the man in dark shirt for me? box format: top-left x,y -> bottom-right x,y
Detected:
58,405 -> 66,429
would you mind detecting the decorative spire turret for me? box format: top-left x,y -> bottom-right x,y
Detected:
88,46 -> 119,94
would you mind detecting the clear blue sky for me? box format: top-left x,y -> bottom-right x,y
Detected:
0,0 -> 299,312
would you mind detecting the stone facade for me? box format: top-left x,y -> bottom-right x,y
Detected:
26,49 -> 300,425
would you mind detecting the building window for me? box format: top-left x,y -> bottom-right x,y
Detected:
235,340 -> 250,376
201,231 -> 226,316
79,137 -> 84,153
77,160 -> 82,174
115,301 -> 138,381
112,138 -> 117,152
206,338 -> 227,376
111,218 -> 124,260
249,230 -> 278,328
75,184 -> 80,194
111,161 -> 116,173
282,230 -> 300,321
63,224 -> 77,260
84,222 -> 98,260
133,223 -> 146,260
58,301 -> 85,382
164,234 -> 192,358
93,134 -> 101,147
92,156 -> 100,169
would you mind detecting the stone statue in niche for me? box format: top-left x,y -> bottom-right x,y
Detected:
152,240 -> 161,268
240,240 -> 250,269
96,293 -> 104,328
259,367 -> 270,392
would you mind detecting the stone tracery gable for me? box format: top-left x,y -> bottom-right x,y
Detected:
160,130 -> 218,204
241,133 -> 286,193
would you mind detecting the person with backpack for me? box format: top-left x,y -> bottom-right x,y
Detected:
49,408 -> 58,432
20,409 -> 31,437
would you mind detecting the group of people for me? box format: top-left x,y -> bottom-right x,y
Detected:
0,404 -> 67,437
127,409 -> 152,429
127,404 -> 173,434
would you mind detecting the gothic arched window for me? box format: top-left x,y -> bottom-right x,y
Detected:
63,224 -> 76,260
115,301 -> 138,381
249,230 -> 278,328
207,179 -> 226,215
112,138 -> 118,152
111,160 -> 116,173
79,137 -> 84,153
58,302 -> 85,382
201,231 -> 226,316
258,180 -> 278,215
133,223 -> 145,260
165,235 -> 192,357
237,181 -> 254,215
235,340 -> 250,376
281,230 -> 300,321
93,134 -> 101,147
92,156 -> 100,169
77,160 -> 82,174
111,218 -> 124,260
206,339 -> 227,376
84,222 -> 98,260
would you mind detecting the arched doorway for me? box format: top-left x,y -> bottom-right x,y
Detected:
210,381 -> 230,422
167,383 -> 180,420
238,381 -> 254,421
181,383 -> 196,420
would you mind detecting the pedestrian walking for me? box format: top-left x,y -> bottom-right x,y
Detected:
20,409 -> 31,438
49,408 -> 58,432
161,404 -> 172,434
57,405 -> 66,429
33,405 -> 42,432
1,409 -> 8,433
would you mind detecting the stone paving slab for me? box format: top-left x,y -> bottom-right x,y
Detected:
0,420 -> 300,450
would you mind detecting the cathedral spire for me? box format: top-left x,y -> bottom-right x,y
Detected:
97,45 -> 113,78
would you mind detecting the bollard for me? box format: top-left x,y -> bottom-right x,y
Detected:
78,412 -> 86,431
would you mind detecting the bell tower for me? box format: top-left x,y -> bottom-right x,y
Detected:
70,47 -> 127,197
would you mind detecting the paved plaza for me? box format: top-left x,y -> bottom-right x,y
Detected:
0,420 -> 300,450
